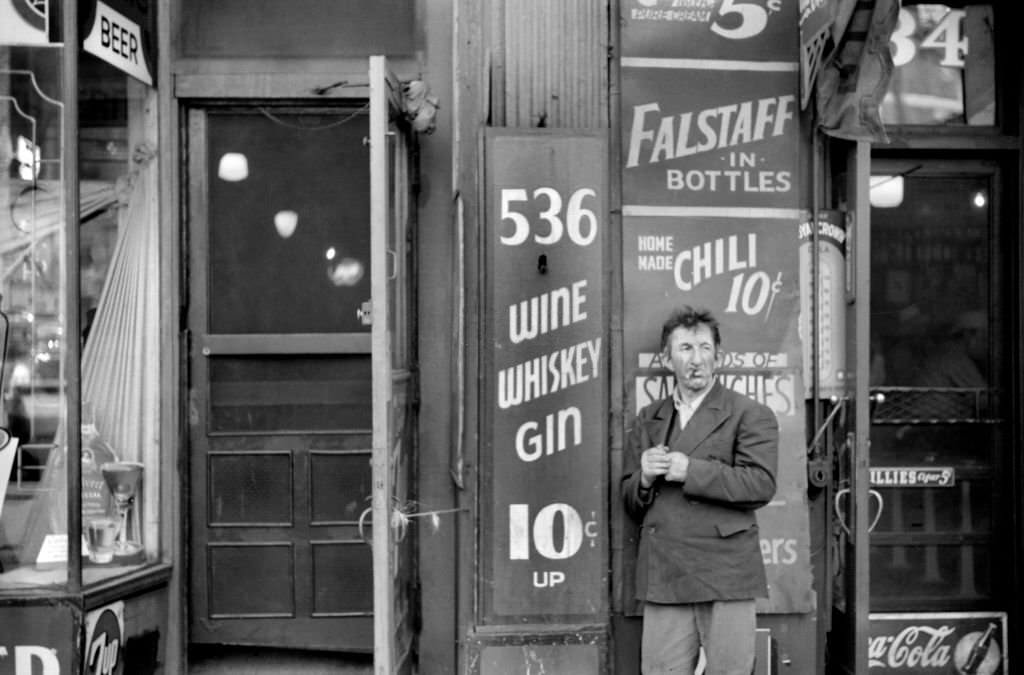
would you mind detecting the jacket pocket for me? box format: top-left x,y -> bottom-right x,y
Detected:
715,517 -> 756,538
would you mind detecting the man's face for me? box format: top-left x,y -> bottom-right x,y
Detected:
663,323 -> 720,395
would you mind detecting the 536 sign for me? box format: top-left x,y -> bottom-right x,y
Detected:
498,188 -> 599,246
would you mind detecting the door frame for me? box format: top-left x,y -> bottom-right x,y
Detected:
819,139 -> 873,675
368,54 -> 419,675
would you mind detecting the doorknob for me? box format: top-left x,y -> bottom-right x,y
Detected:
357,300 -> 372,326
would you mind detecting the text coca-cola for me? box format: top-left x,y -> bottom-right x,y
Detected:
868,625 -> 955,669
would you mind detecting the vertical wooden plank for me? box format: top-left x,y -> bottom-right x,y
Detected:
63,0 -> 83,592
851,139 -> 872,675
368,54 -> 395,675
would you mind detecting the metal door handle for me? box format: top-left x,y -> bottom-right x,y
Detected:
834,487 -> 884,536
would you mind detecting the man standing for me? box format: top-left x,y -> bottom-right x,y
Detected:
622,306 -> 778,674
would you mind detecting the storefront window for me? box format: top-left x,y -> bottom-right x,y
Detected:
0,5 -> 160,589
76,44 -> 160,584
1,39 -> 68,587
882,4 -> 995,126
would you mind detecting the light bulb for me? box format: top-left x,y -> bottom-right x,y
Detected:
869,175 -> 903,208
217,152 -> 249,181
274,210 -> 298,238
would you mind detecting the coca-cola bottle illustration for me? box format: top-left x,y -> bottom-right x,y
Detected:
959,622 -> 998,675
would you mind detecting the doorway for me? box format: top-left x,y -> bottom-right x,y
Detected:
866,158 -> 1009,612
826,152 -> 1013,674
184,104 -> 379,652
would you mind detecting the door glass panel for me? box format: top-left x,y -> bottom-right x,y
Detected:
209,355 -> 371,432
882,4 -> 996,126
869,170 -> 1003,609
207,109 -> 370,335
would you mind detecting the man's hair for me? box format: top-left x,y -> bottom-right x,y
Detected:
660,306 -> 722,351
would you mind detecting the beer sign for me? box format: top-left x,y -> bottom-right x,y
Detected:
82,0 -> 156,85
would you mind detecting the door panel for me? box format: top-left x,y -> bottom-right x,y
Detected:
867,159 -> 1006,611
187,104 -> 376,651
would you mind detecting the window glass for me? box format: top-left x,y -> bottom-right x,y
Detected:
882,4 -> 996,126
77,52 -> 160,584
0,20 -> 161,588
869,170 -> 1004,610
1,41 -> 68,588
207,109 -> 371,335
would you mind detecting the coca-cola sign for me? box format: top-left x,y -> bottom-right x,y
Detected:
869,613 -> 1008,674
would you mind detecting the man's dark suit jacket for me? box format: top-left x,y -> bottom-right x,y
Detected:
622,381 -> 779,604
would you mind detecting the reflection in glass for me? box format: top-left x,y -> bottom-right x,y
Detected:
1,42 -> 68,588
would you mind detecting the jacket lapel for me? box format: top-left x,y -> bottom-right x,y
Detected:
671,382 -> 731,456
644,398 -> 676,447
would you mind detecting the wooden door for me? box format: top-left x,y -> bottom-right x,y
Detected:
368,55 -> 418,675
186,102 -> 377,651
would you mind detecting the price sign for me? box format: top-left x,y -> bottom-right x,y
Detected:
483,130 -> 608,621
621,0 -> 798,61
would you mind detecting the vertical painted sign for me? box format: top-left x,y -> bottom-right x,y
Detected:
621,0 -> 813,614
483,130 -> 608,621
622,216 -> 813,613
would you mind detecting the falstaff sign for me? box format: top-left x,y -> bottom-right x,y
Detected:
623,67 -> 798,211
620,0 -> 812,614
482,130 -> 608,622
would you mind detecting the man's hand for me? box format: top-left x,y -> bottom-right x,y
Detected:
665,451 -> 689,483
640,445 -> 670,487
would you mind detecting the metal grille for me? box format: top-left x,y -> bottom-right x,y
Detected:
870,387 -> 1000,425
